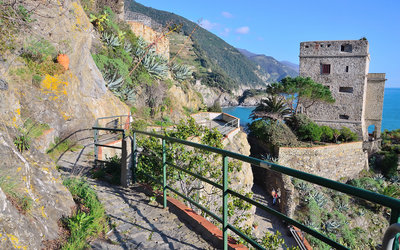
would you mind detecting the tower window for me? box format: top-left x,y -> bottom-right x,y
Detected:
345,66 -> 349,72
341,44 -> 353,52
322,64 -> 331,74
339,87 -> 354,93
339,115 -> 349,120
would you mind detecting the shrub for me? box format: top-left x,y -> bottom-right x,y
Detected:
207,101 -> 222,112
320,125 -> 333,142
297,122 -> 322,142
339,127 -> 358,142
249,120 -> 299,147
63,178 -> 108,249
286,113 -> 313,132
377,151 -> 398,177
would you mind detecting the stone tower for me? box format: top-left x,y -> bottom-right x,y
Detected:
299,39 -> 386,141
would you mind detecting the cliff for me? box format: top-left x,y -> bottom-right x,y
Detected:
0,0 -> 129,248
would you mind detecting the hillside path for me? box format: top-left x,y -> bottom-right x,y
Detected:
57,144 -> 215,250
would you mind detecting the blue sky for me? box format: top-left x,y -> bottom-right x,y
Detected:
135,0 -> 400,88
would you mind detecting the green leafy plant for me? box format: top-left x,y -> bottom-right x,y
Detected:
63,178 -> 108,249
14,118 -> 50,152
14,134 -> 30,152
89,11 -> 109,31
297,121 -> 322,142
339,127 -> 358,142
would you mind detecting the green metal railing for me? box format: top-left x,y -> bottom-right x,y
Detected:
132,129 -> 400,250
93,115 -> 132,187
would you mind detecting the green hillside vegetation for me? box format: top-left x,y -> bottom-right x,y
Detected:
126,1 -> 267,91
247,54 -> 298,82
237,48 -> 298,82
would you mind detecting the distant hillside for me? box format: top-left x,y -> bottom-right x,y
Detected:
237,48 -> 298,82
126,1 -> 267,91
280,60 -> 299,73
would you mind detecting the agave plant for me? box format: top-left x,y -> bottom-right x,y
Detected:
101,32 -> 121,49
171,62 -> 192,81
294,180 -> 312,195
304,219 -> 320,231
310,191 -> 327,208
337,201 -> 349,212
123,41 -> 132,54
142,54 -> 168,79
323,220 -> 341,233
374,174 -> 385,181
104,71 -> 123,90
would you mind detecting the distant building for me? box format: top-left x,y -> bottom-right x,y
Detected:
299,39 -> 386,141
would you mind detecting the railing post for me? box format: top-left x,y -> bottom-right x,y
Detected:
162,138 -> 167,209
390,208 -> 400,225
222,155 -> 228,250
132,132 -> 137,184
121,132 -> 128,188
94,128 -> 99,165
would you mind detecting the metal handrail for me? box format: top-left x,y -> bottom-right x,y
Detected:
131,129 -> 400,250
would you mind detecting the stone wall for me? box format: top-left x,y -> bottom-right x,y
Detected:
278,142 -> 367,181
364,73 -> 386,139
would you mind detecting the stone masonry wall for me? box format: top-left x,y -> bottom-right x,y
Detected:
278,142 -> 367,181
364,73 -> 386,139
277,142 -> 367,216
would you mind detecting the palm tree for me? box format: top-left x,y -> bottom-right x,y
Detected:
250,96 -> 292,122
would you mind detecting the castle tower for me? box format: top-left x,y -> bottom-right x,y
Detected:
299,39 -> 386,141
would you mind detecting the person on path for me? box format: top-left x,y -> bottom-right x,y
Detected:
271,189 -> 277,205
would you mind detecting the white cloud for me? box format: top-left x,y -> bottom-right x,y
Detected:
221,11 -> 233,18
220,28 -> 231,36
200,19 -> 218,30
257,37 -> 264,41
235,26 -> 250,34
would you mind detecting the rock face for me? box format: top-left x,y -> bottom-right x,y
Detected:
223,131 -> 256,227
0,0 -> 130,248
0,132 -> 75,249
193,80 -> 239,107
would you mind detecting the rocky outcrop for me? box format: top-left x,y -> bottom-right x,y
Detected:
0,0 -> 130,248
193,80 -> 239,107
0,132 -> 75,249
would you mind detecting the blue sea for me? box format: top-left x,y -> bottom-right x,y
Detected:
223,88 -> 400,131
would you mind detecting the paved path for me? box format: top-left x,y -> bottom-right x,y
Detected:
89,181 -> 214,250
252,184 -> 297,249
57,140 -> 215,250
